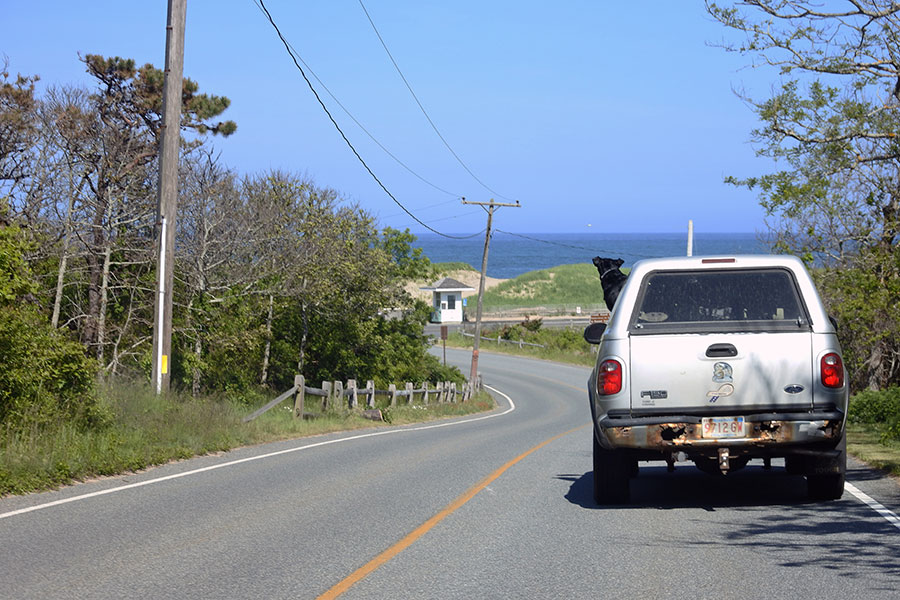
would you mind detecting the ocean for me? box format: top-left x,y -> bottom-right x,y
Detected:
413,232 -> 770,279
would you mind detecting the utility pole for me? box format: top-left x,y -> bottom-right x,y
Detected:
151,0 -> 187,394
462,198 -> 521,387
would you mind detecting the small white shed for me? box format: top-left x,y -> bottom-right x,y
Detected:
420,277 -> 474,323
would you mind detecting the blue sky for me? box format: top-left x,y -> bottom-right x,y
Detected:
3,1 -> 775,234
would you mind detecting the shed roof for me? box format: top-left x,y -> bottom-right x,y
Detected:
419,277 -> 475,292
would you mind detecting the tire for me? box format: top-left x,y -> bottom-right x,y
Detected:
592,433 -> 630,504
784,455 -> 806,475
806,434 -> 847,501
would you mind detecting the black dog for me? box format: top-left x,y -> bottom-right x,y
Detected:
592,256 -> 628,311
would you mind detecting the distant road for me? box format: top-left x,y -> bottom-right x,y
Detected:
424,315 -> 590,338
2,349 -> 899,598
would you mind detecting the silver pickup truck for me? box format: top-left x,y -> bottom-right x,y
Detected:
584,255 -> 848,504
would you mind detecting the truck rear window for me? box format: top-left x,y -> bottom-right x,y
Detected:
630,268 -> 808,333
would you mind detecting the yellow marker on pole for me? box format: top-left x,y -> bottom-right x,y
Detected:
161,355 -> 168,375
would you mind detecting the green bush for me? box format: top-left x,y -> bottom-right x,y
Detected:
499,323 -> 524,341
0,205 -> 104,429
848,387 -> 900,424
0,306 -> 105,429
882,421 -> 900,444
848,387 -> 900,444
521,317 -> 543,332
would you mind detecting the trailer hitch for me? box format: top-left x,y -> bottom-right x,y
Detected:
718,447 -> 730,474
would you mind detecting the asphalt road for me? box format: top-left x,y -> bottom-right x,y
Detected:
424,316 -> 591,339
1,349 -> 899,599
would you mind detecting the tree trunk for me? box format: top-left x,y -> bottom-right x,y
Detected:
82,184 -> 109,350
192,334 -> 202,397
51,176 -> 82,328
866,342 -> 885,391
96,237 -> 113,366
297,300 -> 309,375
260,293 -> 274,385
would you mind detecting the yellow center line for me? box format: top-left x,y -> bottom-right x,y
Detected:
317,423 -> 588,599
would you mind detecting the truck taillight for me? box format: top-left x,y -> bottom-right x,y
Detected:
821,353 -> 844,388
597,359 -> 623,395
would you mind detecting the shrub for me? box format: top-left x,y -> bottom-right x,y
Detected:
0,203 -> 104,429
498,323 -> 524,341
0,306 -> 105,429
847,387 -> 900,444
521,317 -> 543,332
882,420 -> 900,444
847,387 -> 900,425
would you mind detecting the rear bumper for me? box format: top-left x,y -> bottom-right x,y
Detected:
597,410 -> 844,451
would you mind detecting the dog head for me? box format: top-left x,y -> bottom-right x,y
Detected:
592,256 -> 625,277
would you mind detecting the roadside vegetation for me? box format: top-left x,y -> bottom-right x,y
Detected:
479,263 -> 608,313
0,56 -> 484,497
0,384 -> 494,496
846,388 -> 900,476
6,1 -> 900,493
449,321 -> 597,367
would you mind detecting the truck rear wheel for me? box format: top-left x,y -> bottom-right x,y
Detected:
593,433 -> 630,504
806,434 -> 846,501
784,455 -> 806,475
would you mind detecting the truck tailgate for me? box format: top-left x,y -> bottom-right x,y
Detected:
629,332 -> 813,413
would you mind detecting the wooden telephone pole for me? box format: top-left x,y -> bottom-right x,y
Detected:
462,198 -> 521,387
151,0 -> 187,394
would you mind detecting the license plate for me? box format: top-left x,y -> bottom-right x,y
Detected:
701,416 -> 744,438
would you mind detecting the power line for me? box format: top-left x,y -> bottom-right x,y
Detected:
253,0 -> 477,240
357,0 -> 518,203
380,197 -> 462,221
262,24 -> 463,199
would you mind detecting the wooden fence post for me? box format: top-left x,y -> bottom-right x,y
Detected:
450,382 -> 457,403
334,381 -> 343,411
293,374 -> 305,419
405,382 -> 414,404
389,383 -> 398,407
321,381 -> 332,411
366,380 -> 375,408
347,379 -> 358,409
423,382 -> 430,405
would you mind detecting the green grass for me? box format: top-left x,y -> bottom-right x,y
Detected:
846,424 -> 900,477
481,263 -> 604,309
381,393 -> 494,425
0,384 -> 495,496
448,328 -> 597,367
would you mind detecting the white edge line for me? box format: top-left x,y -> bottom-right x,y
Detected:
0,385 -> 515,521
844,482 -> 900,532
